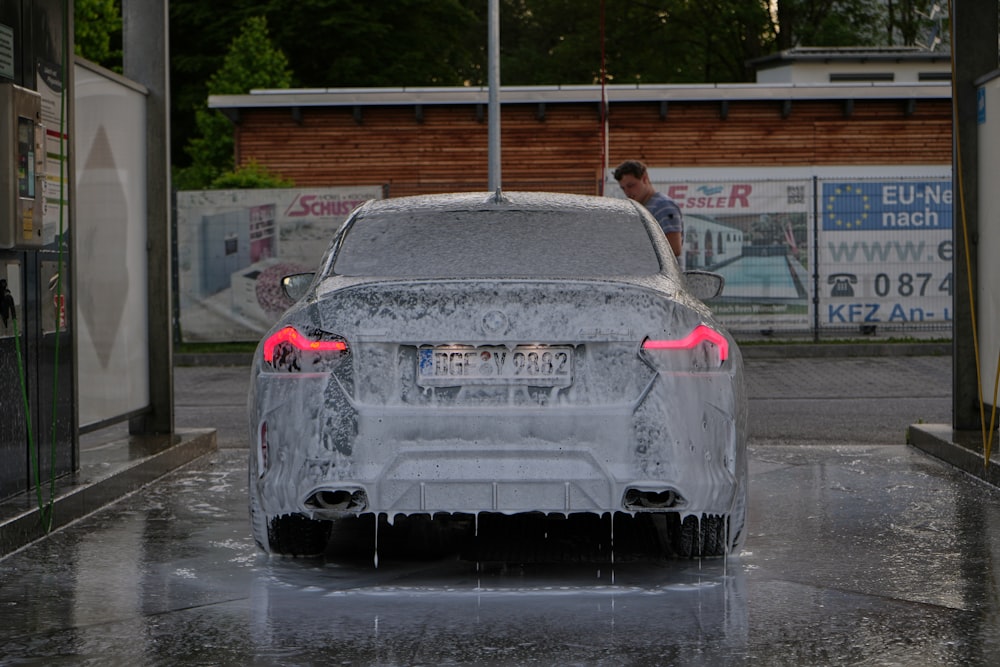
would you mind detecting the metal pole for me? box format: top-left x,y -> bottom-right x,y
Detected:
488,0 -> 501,193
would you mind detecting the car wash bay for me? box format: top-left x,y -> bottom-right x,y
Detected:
1,351 -> 998,665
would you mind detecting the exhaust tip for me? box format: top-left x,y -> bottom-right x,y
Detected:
304,488 -> 368,512
623,487 -> 684,511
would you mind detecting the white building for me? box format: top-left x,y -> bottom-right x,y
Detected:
683,214 -> 745,270
750,47 -> 951,85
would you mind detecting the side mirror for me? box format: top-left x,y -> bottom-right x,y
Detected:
683,270 -> 725,301
281,273 -> 315,301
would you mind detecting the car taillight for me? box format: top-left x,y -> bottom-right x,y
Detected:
641,323 -> 729,370
258,421 -> 268,477
263,325 -> 349,372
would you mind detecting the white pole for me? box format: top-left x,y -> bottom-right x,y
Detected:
488,0 -> 501,194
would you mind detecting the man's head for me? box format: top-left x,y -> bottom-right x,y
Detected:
613,160 -> 655,205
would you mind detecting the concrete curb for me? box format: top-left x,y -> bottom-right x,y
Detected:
740,342 -> 951,359
908,424 -> 1000,488
0,429 -> 217,559
175,353 -> 255,367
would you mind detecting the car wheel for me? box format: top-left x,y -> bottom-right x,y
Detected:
664,513 -> 729,558
267,513 -> 333,557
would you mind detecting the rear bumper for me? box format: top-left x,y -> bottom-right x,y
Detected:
250,371 -> 745,519
315,446 -> 741,516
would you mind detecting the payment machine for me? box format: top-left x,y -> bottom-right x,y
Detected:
0,82 -> 44,248
0,0 -> 75,510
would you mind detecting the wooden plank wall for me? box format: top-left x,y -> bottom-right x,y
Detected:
233,97 -> 952,197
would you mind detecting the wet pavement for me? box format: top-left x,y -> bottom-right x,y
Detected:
3,353 -> 1000,665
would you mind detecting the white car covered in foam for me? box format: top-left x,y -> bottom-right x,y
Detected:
248,191 -> 747,558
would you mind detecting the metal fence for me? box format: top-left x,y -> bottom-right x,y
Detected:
175,173 -> 953,343
626,171 -> 954,338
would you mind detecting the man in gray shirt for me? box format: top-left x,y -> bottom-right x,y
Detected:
613,160 -> 684,268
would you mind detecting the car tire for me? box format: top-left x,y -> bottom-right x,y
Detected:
267,513 -> 333,557
664,513 -> 729,558
248,488 -> 269,552
247,459 -> 273,553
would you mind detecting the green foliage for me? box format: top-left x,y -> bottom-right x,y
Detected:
172,160 -> 221,193
613,1 -> 774,84
209,159 -> 294,190
885,0 -> 948,47
773,0 -> 885,49
75,0 -> 122,70
771,0 -> 945,49
266,0 -> 480,87
207,16 -> 293,95
177,15 -> 292,191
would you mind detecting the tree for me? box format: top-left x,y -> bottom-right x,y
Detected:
261,0 -> 481,87
210,159 -> 294,189
772,0 -> 887,49
75,0 -> 122,70
174,16 -> 293,191
885,0 -> 948,48
463,1 -> 776,87
608,1 -> 773,83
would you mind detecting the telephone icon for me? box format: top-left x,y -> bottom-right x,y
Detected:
828,273 -> 857,298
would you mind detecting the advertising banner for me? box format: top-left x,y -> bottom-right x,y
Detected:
177,186 -> 382,342
817,179 -> 953,329
609,174 -> 814,331
37,60 -> 68,246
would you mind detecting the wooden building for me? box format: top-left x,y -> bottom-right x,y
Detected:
209,80 -> 952,197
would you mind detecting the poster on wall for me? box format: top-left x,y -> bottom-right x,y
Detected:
817,179 -> 952,329
37,60 -> 68,247
177,186 -> 383,342
607,173 -> 813,331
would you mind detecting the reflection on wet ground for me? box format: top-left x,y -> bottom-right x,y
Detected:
2,440 -> 999,664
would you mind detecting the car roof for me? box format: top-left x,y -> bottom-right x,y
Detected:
355,191 -> 644,218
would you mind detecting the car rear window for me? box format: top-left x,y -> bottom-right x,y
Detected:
331,209 -> 663,278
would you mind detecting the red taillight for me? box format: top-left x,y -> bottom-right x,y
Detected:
263,326 -> 348,364
258,421 -> 268,477
642,324 -> 729,363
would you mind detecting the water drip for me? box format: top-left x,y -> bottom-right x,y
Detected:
723,518 -> 729,575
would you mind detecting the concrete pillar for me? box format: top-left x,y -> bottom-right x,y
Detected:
122,0 -> 173,434
952,0 -> 999,430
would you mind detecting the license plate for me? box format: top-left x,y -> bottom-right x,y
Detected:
417,345 -> 573,387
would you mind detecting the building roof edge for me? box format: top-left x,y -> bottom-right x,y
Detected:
209,82 -> 952,109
